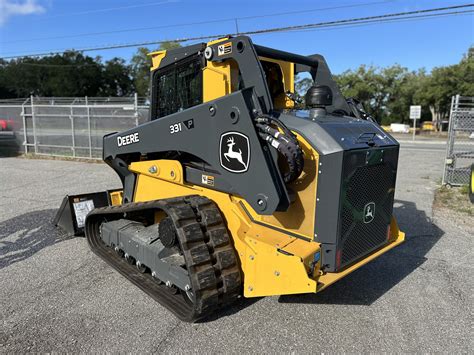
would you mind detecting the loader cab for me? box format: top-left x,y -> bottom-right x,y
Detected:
148,37 -> 350,120
148,39 -> 297,121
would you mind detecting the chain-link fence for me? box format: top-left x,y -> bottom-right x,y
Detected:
0,96 -> 149,159
442,95 -> 474,186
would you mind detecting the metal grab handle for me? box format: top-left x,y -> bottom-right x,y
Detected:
355,132 -> 376,144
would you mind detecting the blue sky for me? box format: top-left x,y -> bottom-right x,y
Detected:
0,0 -> 473,73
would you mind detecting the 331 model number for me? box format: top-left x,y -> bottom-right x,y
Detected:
169,119 -> 194,134
170,122 -> 182,134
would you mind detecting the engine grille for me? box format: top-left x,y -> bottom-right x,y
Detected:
338,148 -> 397,269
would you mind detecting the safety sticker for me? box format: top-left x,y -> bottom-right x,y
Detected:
73,199 -> 95,228
217,42 -> 232,56
201,174 -> 215,186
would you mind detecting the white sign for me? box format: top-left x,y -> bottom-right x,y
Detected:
73,199 -> 95,228
409,105 -> 421,119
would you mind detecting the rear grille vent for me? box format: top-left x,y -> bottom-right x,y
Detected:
339,151 -> 397,268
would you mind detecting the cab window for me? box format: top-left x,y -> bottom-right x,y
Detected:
151,55 -> 203,119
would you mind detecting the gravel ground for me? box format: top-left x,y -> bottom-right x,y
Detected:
433,186 -> 474,237
1,144 -> 472,353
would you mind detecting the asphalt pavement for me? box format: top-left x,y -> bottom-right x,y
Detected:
0,141 -> 472,353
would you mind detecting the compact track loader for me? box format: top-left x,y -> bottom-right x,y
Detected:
55,36 -> 405,321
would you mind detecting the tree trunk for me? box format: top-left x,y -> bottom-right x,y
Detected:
429,105 -> 438,131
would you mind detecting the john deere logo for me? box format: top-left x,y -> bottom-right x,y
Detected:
219,132 -> 250,173
363,202 -> 375,223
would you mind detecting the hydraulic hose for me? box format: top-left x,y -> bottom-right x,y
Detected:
255,116 -> 304,184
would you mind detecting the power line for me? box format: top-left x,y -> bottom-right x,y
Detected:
1,4 -> 473,60
26,0 -> 177,20
242,4 -> 474,36
8,9 -> 472,60
283,10 -> 474,34
1,0 -> 396,44
4,4 -> 472,58
0,62 -> 100,68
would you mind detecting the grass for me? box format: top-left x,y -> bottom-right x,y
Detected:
434,185 -> 473,216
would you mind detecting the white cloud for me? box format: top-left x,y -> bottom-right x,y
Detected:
0,0 -> 46,26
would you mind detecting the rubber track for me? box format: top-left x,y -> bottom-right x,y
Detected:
84,196 -> 242,322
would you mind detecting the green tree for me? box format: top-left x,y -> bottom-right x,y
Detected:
0,51 -> 104,97
0,51 -> 135,98
131,41 -> 181,97
159,41 -> 181,51
101,57 -> 134,96
416,52 -> 474,130
331,48 -> 473,127
457,53 -> 474,95
294,73 -> 312,98
383,66 -> 431,125
131,47 -> 151,98
0,59 -> 15,98
335,65 -> 388,122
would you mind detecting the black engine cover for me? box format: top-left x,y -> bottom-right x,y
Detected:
280,112 -> 400,272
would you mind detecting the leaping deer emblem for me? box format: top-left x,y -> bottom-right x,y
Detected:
224,136 -> 248,170
365,205 -> 373,219
364,202 -> 375,223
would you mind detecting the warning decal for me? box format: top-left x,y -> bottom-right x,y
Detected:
217,42 -> 232,56
201,174 -> 215,187
73,199 -> 95,228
